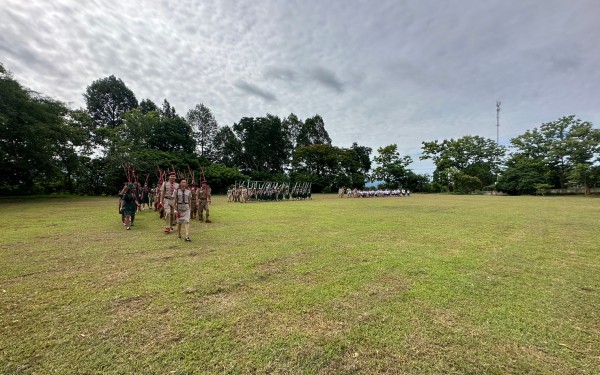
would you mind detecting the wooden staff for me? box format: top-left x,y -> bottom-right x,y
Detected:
121,163 -> 130,183
187,166 -> 195,185
156,166 -> 165,187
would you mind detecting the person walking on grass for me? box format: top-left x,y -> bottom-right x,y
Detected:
190,184 -> 197,220
118,182 -> 128,226
140,183 -> 150,210
159,172 -> 179,233
174,179 -> 192,242
196,179 -> 212,223
120,183 -> 140,230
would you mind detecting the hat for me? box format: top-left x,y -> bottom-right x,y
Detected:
169,171 -> 176,176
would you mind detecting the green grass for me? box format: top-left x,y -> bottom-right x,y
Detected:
1,194 -> 598,374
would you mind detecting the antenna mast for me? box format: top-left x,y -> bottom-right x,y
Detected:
496,100 -> 501,145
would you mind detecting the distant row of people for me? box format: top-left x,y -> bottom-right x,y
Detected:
227,185 -> 311,202
338,187 -> 411,198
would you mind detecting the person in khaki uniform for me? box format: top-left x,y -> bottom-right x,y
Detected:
174,179 -> 192,242
159,172 -> 179,233
189,184 -> 197,220
196,180 -> 212,223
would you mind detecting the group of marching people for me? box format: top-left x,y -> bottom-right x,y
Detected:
338,187 -> 411,198
227,184 -> 311,203
118,171 -> 212,242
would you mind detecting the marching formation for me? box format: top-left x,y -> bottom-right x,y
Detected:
117,166 -> 213,243
117,166 -> 317,242
227,181 -> 312,203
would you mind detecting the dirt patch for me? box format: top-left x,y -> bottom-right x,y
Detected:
256,259 -> 285,275
111,295 -> 150,318
357,273 -> 410,304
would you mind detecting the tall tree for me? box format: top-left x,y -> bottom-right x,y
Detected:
233,114 -> 292,178
84,75 -> 138,129
507,115 -> 600,193
497,154 -> 550,195
372,144 -> 413,188
296,114 -> 331,147
292,144 -> 367,191
159,99 -> 177,119
212,126 -> 242,167
0,63 -> 87,194
421,135 -> 505,192
563,116 -> 600,194
139,98 -> 159,114
186,103 -> 218,159
148,113 -> 195,153
292,144 -> 342,192
114,108 -> 160,152
282,113 -> 303,149
351,142 -> 372,175
338,147 -> 368,189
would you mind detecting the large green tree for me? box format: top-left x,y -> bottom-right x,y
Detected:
84,75 -> 138,130
0,63 -> 88,194
292,144 -> 342,192
98,104 -> 196,193
212,126 -> 242,168
372,144 -> 413,188
291,144 -> 367,192
186,103 -> 218,159
351,142 -> 372,176
421,135 -> 505,192
204,163 -> 249,194
159,99 -> 177,119
296,114 -> 331,148
505,115 -> 600,193
139,98 -> 159,114
338,147 -> 368,189
282,113 -> 303,149
148,113 -> 195,154
563,116 -> 600,194
114,109 -> 159,152
233,114 -> 292,178
497,155 -> 550,195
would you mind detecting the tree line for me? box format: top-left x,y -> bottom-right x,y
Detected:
1,63 -> 599,196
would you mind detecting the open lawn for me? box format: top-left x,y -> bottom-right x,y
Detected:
0,194 -> 598,374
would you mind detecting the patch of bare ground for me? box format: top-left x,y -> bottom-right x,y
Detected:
93,268 -> 131,290
361,273 -> 410,302
256,258 -> 286,276
194,290 -> 240,315
111,295 -> 151,319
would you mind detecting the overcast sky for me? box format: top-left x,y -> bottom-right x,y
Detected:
2,0 -> 599,173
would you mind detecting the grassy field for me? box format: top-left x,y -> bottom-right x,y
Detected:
1,194 -> 598,374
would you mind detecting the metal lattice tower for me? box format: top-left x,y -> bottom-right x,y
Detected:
496,100 -> 501,145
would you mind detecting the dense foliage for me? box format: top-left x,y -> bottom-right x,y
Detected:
497,116 -> 600,195
1,61 -> 598,196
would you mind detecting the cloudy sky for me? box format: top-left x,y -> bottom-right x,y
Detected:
2,0 -> 599,173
